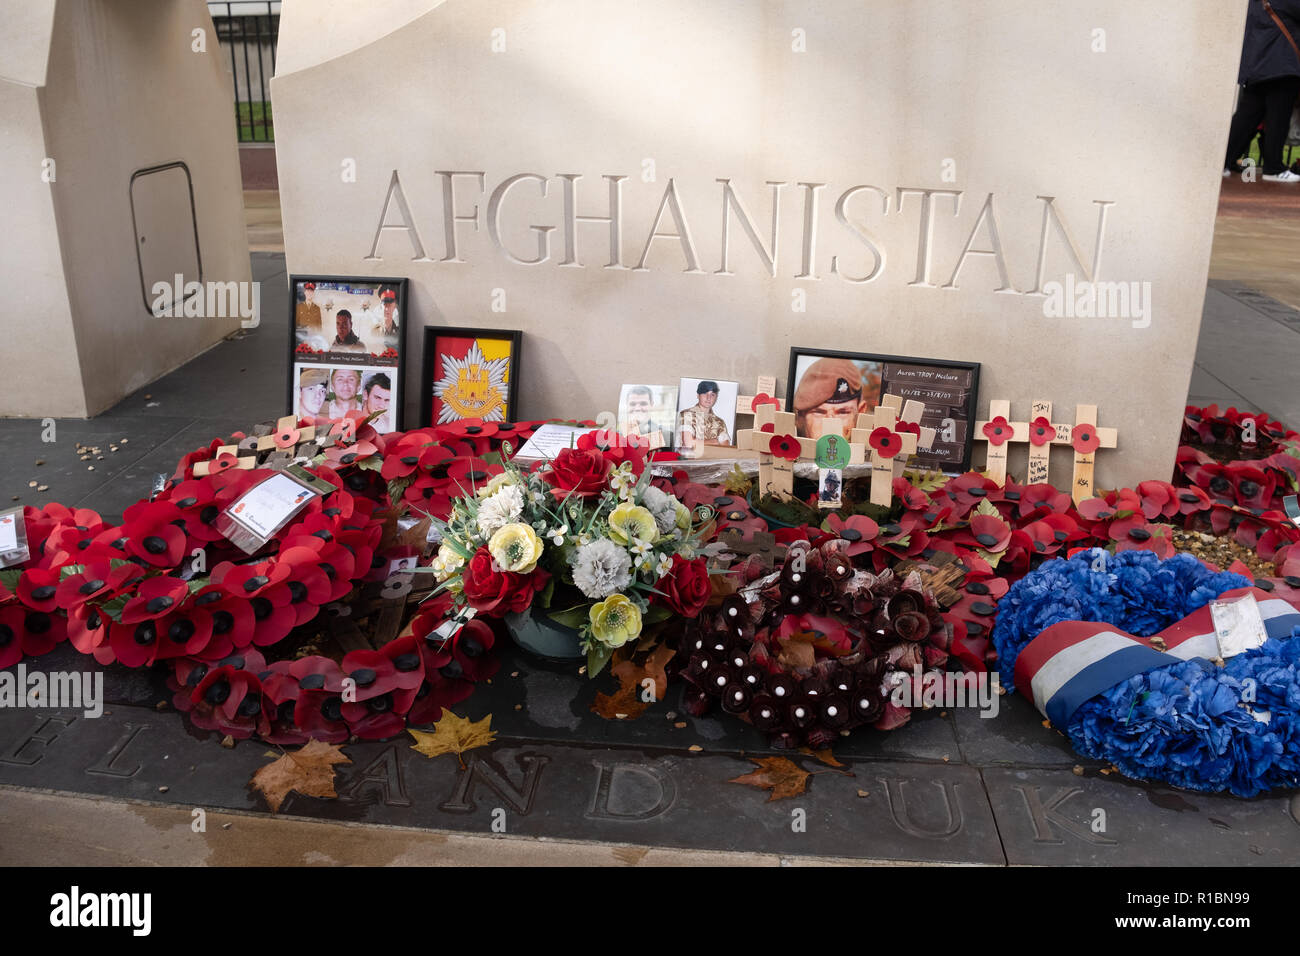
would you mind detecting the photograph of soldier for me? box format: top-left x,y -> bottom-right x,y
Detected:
675,378 -> 738,453
374,288 -> 400,346
362,371 -> 393,432
618,383 -> 677,449
791,356 -> 883,441
332,310 -> 366,351
819,468 -> 842,506
296,367 -> 329,419
327,367 -> 363,418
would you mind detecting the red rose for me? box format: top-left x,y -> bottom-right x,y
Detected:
544,447 -> 612,498
656,555 -> 711,618
461,547 -> 550,617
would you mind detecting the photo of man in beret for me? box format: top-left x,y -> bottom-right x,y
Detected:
792,357 -> 882,440
676,379 -> 734,452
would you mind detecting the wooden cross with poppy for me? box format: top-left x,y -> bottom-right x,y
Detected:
732,404 -> 865,500
876,395 -> 937,481
973,399 -> 1030,485
735,374 -> 785,416
1068,404 -> 1117,504
850,399 -> 928,506
192,415 -> 320,476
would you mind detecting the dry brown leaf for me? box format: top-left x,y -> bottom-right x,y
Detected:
592,643 -> 675,721
729,756 -> 812,802
249,739 -> 351,813
798,746 -> 845,768
409,712 -> 496,768
777,633 -> 817,670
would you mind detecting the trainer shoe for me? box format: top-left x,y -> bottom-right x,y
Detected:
1262,170 -> 1300,182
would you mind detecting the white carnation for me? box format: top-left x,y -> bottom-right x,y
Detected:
570,538 -> 633,599
475,484 -> 524,538
640,485 -> 680,535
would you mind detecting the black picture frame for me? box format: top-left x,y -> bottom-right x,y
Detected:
786,347 -> 981,473
287,274 -> 408,433
420,327 -> 524,427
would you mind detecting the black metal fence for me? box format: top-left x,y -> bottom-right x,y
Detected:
209,1 -> 279,143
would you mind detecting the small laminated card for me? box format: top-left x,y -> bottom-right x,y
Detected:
1210,593 -> 1268,659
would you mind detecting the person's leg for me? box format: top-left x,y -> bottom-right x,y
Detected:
1260,76 -> 1300,174
1225,82 -> 1268,170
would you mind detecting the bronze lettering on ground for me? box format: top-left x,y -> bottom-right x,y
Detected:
586,761 -> 677,821
85,724 -> 147,778
342,745 -> 412,807
440,753 -> 549,814
1013,785 -> 1118,846
877,776 -> 964,839
0,714 -> 75,766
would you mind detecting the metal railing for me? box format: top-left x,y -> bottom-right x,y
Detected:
209,1 -> 280,142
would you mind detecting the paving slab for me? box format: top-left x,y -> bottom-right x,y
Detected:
1195,285 -> 1300,427
982,767 -> 1300,866
0,702 -> 1005,864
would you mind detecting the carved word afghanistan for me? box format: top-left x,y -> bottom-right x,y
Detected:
365,171 -> 1114,293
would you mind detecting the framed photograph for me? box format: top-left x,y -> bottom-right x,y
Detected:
288,274 -> 406,432
421,327 -> 522,426
617,384 -> 680,450
294,364 -> 398,434
787,348 -> 980,473
675,378 -> 739,453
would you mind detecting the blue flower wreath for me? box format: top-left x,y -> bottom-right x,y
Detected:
991,549 -> 1300,797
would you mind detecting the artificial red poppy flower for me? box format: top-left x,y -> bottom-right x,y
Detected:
769,434 -> 800,460
189,587 -> 256,656
1224,461 -> 1277,511
1027,416 -> 1055,447
981,416 -> 1013,446
869,427 -> 903,459
323,438 -> 380,470
1071,423 -> 1100,455
293,686 -> 350,743
120,575 -> 190,625
381,432 -> 436,480
968,512 -> 1012,553
895,420 -> 921,438
210,559 -> 292,599
281,562 -> 333,627
0,605 -> 66,667
1114,524 -> 1175,558
54,561 -> 143,613
1135,480 -> 1181,519
245,584 -> 298,648
445,456 -> 502,497
273,425 -> 301,449
121,500 -> 187,568
824,513 -> 879,557
1018,483 -> 1072,519
751,392 -> 778,408
189,666 -> 268,739
66,603 -> 112,655
760,423 -> 775,433
16,568 -> 60,613
942,472 -> 1001,518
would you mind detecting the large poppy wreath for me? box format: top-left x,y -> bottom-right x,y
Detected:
0,416 -> 552,744
992,548 -> 1300,797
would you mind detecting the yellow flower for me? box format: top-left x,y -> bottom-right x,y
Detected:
432,542 -> 466,582
476,472 -> 515,498
487,522 -> 544,573
608,503 -> 659,545
673,500 -> 692,533
588,594 -> 642,648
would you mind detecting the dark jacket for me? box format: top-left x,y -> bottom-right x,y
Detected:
1240,0 -> 1300,84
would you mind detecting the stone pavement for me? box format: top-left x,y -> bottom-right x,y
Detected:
1,252 -> 1299,866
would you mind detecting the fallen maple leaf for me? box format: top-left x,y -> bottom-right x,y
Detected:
250,739 -> 351,813
798,746 -> 846,769
776,634 -> 817,670
729,756 -> 811,802
409,712 -> 496,768
592,643 -> 676,721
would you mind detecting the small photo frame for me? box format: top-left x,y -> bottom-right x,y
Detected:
787,348 -> 980,473
421,327 -> 522,426
294,364 -> 398,434
618,384 -> 680,450
675,378 -> 739,453
288,275 -> 406,429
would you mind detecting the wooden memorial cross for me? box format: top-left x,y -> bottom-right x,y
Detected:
735,374 -> 785,416
878,395 -> 937,480
1068,404 -> 1117,504
192,415 -> 319,476
731,404 -> 865,500
851,401 -> 923,506
972,400 -> 1029,485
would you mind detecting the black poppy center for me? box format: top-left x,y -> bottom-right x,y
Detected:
204,680 -> 230,705
212,610 -> 234,635
176,497 -> 198,509
351,667 -> 377,687
966,581 -> 990,595
320,562 -> 336,579
299,673 -> 325,690
394,652 -> 420,672
237,695 -> 262,717
440,659 -> 465,681
133,621 -> 157,646
321,697 -> 343,721
79,579 -> 106,595
287,581 -> 308,604
840,528 -> 862,542
975,532 -> 999,548
168,618 -> 196,644
459,635 -> 484,658
145,595 -> 174,614
243,575 -> 269,592
0,624 -> 12,646
250,597 -> 272,621
143,535 -> 169,555
31,585 -> 56,601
